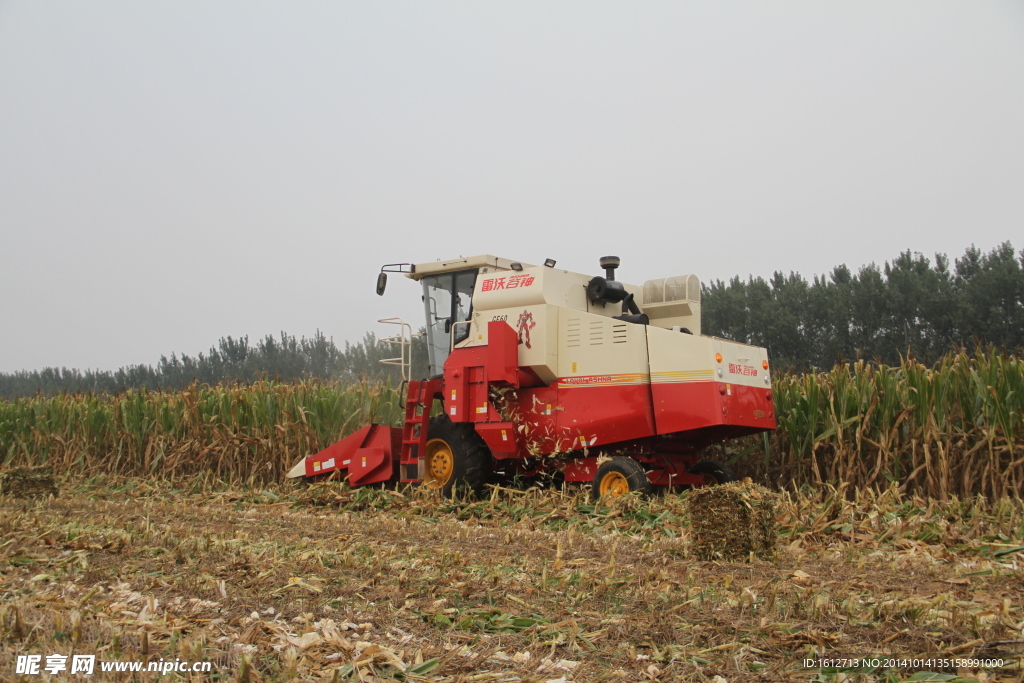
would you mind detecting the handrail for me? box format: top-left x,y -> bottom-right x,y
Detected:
377,317 -> 421,382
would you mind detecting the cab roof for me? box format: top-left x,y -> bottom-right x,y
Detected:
407,254 -> 536,280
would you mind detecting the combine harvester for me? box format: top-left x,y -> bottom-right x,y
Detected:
287,255 -> 776,498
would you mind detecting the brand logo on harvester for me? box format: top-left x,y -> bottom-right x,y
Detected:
728,363 -> 758,377
481,273 -> 535,291
560,375 -> 613,385
517,310 -> 537,348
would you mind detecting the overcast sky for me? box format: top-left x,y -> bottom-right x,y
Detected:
1,1 -> 1022,373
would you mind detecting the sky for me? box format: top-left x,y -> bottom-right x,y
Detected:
1,1 -> 1023,373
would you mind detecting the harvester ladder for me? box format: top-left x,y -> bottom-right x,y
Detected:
399,379 -> 439,483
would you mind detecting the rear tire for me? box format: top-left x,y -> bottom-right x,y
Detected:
423,415 -> 491,497
689,459 -> 735,487
592,456 -> 653,501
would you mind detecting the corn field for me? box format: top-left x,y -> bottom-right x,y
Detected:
733,348 -> 1024,499
0,381 -> 402,483
1,349 -> 1022,497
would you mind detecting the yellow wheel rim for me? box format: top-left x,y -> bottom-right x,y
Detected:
599,471 -> 630,497
424,438 -> 454,489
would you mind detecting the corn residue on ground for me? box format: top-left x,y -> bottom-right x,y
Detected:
2,479 -> 1023,682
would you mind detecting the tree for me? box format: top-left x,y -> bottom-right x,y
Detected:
701,242 -> 1023,368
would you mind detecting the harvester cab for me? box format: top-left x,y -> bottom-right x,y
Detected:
420,267 -> 479,376
287,255 -> 776,498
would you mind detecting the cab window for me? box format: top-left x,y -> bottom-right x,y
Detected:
421,269 -> 478,376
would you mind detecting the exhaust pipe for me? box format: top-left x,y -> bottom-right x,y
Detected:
587,255 -> 644,321
599,255 -> 620,281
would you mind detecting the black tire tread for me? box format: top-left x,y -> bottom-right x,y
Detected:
592,456 -> 653,501
688,459 -> 736,486
426,414 -> 491,497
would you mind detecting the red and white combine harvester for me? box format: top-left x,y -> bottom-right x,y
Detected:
287,255 -> 776,498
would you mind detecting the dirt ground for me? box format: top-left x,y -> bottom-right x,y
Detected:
1,478 -> 1023,682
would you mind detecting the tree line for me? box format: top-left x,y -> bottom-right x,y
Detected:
0,331 -> 429,400
701,242 -> 1023,370
1,242 -> 1020,398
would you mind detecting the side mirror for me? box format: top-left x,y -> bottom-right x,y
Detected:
376,272 -> 387,296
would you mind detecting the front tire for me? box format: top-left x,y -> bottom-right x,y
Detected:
689,459 -> 736,487
592,456 -> 653,501
423,415 -> 490,497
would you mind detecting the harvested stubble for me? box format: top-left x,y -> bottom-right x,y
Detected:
0,465 -> 57,498
689,479 -> 777,561
5,479 -> 1023,682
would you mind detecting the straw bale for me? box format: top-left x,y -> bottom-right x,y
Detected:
0,465 -> 59,498
689,479 -> 777,561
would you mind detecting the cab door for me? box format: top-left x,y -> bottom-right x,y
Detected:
421,269 -> 478,376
